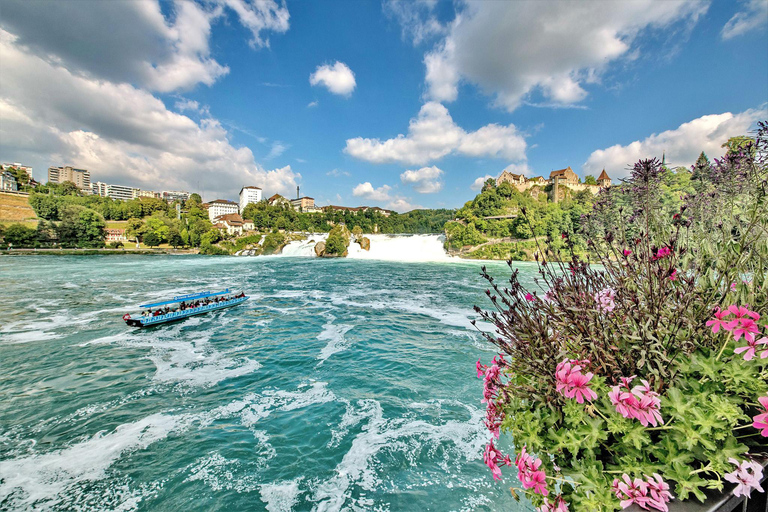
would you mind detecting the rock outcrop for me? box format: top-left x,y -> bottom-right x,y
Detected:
314,241 -> 326,257
358,236 -> 370,251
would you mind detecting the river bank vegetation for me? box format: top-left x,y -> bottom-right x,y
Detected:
475,123 -> 767,511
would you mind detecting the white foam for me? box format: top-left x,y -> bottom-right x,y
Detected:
347,234 -> 453,262
316,315 -> 355,363
0,413 -> 183,510
260,477 -> 304,512
312,400 -> 487,512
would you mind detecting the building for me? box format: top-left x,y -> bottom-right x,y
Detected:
1,171 -> 18,191
549,167 -> 579,186
239,186 -> 262,213
290,196 -> 315,212
206,199 -> 239,221
91,182 -> 135,201
105,229 -> 128,242
47,166 -> 91,191
162,190 -> 191,203
136,189 -> 160,199
597,169 -> 611,188
324,205 -> 394,216
1,163 -> 32,186
496,171 -> 526,186
213,213 -> 253,236
267,193 -> 291,207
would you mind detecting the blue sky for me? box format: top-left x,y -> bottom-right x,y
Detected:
0,0 -> 766,211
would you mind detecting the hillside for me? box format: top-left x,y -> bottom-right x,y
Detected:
0,192 -> 37,227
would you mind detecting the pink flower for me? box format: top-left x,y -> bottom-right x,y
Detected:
516,446 -> 548,496
612,474 -> 673,511
735,336 -> 768,361
727,305 -> 760,321
610,378 -> 663,427
654,246 -> 672,260
525,292 -> 534,301
731,318 -> 760,342
753,396 -> 768,437
528,470 -> 549,496
725,458 -> 764,498
668,269 -> 677,281
594,287 -> 616,313
623,249 -> 632,256
539,496 -> 569,512
706,307 -> 732,334
646,473 -> 673,512
476,359 -> 486,379
483,439 -> 511,481
563,372 -> 598,403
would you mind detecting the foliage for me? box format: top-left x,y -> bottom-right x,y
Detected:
474,124 -> 768,512
262,231 -> 286,255
56,205 -> 105,248
584,175 -> 598,185
142,231 -> 161,247
199,241 -> 229,255
1,223 -> 37,247
324,225 -> 350,256
108,241 -> 124,249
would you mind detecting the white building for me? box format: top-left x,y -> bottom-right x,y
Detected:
206,199 -> 239,221
239,186 -> 262,213
1,171 -> 18,191
91,182 -> 135,201
47,166 -> 91,192
162,190 -> 191,203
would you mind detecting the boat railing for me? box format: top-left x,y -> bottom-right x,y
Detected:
139,296 -> 246,324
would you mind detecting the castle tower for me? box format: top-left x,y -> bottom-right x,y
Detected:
597,169 -> 611,188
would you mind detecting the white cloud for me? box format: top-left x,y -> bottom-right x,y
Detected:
352,182 -> 392,202
175,98 -> 200,112
583,108 -> 767,178
383,0 -> 447,45
0,29 -> 299,199
0,0 -> 289,92
266,141 -> 288,159
309,61 -> 356,97
344,102 -> 527,166
326,169 -> 350,177
400,165 -> 444,193
470,175 -> 494,191
387,198 -> 419,212
721,0 -> 768,39
307,100 -> 319,108
422,0 -> 708,110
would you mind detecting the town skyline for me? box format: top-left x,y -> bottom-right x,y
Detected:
0,0 -> 766,212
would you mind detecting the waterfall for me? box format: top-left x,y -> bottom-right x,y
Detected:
347,234 -> 452,262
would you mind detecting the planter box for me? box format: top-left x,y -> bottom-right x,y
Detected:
625,460 -> 767,512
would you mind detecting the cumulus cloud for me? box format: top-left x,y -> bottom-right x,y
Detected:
351,182 -> 417,212
345,102 -> 527,166
470,174 -> 495,191
400,165 -> 444,193
0,0 -> 289,92
383,0 -> 447,45
721,0 -> 768,40
583,108 -> 767,178
352,182 -> 392,202
0,29 -> 299,199
309,61 -> 356,96
422,0 -> 707,110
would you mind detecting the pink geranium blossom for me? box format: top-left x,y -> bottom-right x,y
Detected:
725,458 -> 764,497
727,305 -> 760,321
753,396 -> 768,437
612,473 -> 673,511
556,359 -> 597,403
623,249 -> 632,256
735,336 -> 768,361
594,287 -> 616,313
609,377 -> 663,427
653,246 -> 672,260
730,318 -> 760,342
539,496 -> 569,512
483,439 -> 511,481
525,292 -> 534,301
668,269 -> 677,281
515,446 -> 549,496
705,307 -> 731,334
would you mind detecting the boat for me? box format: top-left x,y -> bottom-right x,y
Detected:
122,289 -> 248,328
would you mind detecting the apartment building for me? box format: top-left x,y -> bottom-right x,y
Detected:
162,190 -> 191,203
1,171 -> 18,191
290,196 -> 315,212
48,166 -> 91,191
91,182 -> 137,201
205,199 -> 239,221
239,186 -> 262,213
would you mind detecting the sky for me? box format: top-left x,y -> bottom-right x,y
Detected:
0,0 -> 766,211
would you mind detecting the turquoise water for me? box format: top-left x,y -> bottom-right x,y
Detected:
0,255 -> 536,511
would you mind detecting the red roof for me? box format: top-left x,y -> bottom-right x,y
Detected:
598,169 -> 610,180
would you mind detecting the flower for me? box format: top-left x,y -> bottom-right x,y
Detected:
476,359 -> 486,379
731,318 -> 760,342
594,287 -> 616,313
705,307 -> 731,334
525,292 -> 534,301
725,458 -> 764,497
727,305 -> 760,321
515,446 -> 549,495
539,496 -> 569,512
668,269 -> 677,281
483,439 -> 511,481
646,473 -> 673,512
563,371 -> 598,403
653,246 -> 672,260
612,473 -> 673,511
735,336 -> 768,361
731,282 -> 738,292
610,378 -> 663,427
753,396 -> 768,437
623,249 -> 632,256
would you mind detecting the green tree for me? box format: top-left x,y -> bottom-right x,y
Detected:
262,232 -> 286,254
75,208 -> 106,247
168,228 -> 183,248
584,175 -> 597,185
143,231 -> 161,247
2,223 -> 37,247
60,181 -> 81,196
188,193 -> 202,205
721,135 -> 755,157
28,193 -> 61,220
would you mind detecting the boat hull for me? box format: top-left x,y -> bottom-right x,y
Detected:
125,296 -> 249,328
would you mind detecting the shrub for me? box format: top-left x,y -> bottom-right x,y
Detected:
474,124 -> 768,511
325,225 -> 350,255
262,232 -> 286,255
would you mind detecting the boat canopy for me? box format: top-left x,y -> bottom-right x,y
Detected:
140,289 -> 231,309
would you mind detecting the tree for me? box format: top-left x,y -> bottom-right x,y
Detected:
75,208 -> 106,247
60,181 -> 81,196
168,229 -> 183,248
28,193 -> 61,220
109,241 -> 124,249
352,225 -> 363,238
126,218 -> 145,240
584,175 -> 597,185
482,178 -> 496,191
143,231 -> 161,247
721,136 -> 755,157
2,223 -> 37,247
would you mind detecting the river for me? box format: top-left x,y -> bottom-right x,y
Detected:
0,239 -> 538,511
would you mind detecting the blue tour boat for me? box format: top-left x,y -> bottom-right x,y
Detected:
123,289 -> 248,328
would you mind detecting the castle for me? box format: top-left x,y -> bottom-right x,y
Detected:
496,166 -> 610,202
